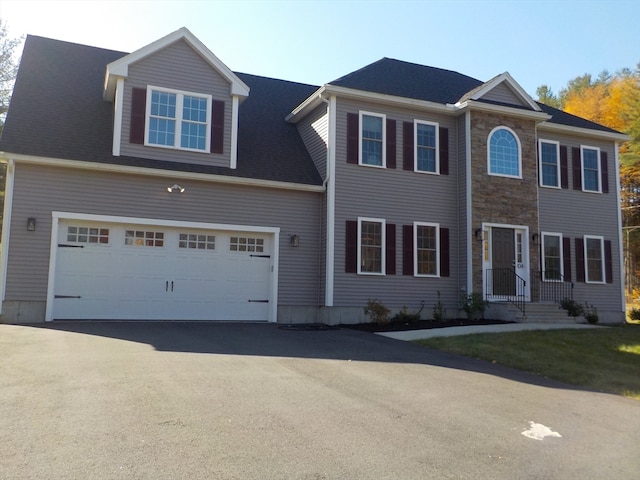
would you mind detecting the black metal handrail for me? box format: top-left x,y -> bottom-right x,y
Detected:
485,268 -> 527,315
531,270 -> 574,303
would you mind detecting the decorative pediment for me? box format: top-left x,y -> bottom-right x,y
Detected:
457,72 -> 541,111
103,27 -> 249,101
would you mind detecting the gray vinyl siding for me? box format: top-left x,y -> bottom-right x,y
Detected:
120,39 -> 233,168
296,105 -> 328,180
482,83 -> 528,107
537,130 -> 622,311
6,163 -> 322,306
332,98 -> 460,313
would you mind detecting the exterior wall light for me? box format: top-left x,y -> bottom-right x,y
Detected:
532,233 -> 540,245
474,228 -> 484,241
27,217 -> 36,231
290,234 -> 300,248
167,184 -> 185,193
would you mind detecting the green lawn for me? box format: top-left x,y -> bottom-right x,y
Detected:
416,325 -> 640,400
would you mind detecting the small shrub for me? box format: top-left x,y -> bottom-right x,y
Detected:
460,292 -> 489,320
432,291 -> 447,322
583,303 -> 599,324
559,298 -> 584,317
391,306 -> 421,324
629,307 -> 640,322
365,299 -> 390,325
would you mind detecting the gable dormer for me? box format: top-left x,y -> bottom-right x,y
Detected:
456,72 -> 541,111
104,28 -> 249,169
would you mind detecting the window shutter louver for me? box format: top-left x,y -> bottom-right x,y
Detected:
601,152 -> 609,193
386,224 -> 396,275
439,127 -> 449,175
347,113 -> 359,164
345,220 -> 358,273
130,87 -> 146,144
386,119 -> 396,169
575,237 -> 585,282
210,100 -> 225,154
440,227 -> 450,277
572,147 -> 582,190
604,240 -> 613,283
560,146 -> 569,189
403,122 -> 414,171
402,225 -> 413,275
562,236 -> 572,282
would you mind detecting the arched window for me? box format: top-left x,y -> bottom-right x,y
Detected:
488,127 -> 521,177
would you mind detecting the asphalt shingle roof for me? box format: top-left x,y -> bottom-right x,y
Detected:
0,35 -> 323,186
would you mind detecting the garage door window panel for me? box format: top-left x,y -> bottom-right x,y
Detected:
179,233 -> 216,250
125,230 -> 165,247
230,236 -> 264,253
66,226 -> 110,245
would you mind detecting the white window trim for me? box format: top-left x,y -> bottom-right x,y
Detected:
584,235 -> 605,284
414,120 -> 440,175
487,126 -> 522,179
580,145 -> 601,193
414,221 -> 440,277
538,139 -> 561,189
541,232 -> 563,282
358,111 -> 386,168
144,85 -> 212,153
357,217 -> 386,275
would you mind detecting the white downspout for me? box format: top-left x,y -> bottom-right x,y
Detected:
465,111 -> 473,294
320,94 -> 336,307
0,159 -> 15,313
615,142 -> 625,315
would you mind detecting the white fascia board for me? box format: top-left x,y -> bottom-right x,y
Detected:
461,72 -> 541,112
457,100 -> 551,121
537,121 -> 630,142
287,84 -> 458,123
103,27 -> 250,101
1,153 -> 325,193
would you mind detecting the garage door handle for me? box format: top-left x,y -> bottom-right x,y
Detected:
166,281 -> 168,292
248,299 -> 269,303
58,244 -> 84,248
171,281 -> 174,292
250,254 -> 270,258
55,295 -> 82,299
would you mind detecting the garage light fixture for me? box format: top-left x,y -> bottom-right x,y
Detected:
167,184 -> 185,193
27,217 -> 36,231
290,234 -> 300,248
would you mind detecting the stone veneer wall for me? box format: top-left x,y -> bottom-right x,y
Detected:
469,111 -> 540,294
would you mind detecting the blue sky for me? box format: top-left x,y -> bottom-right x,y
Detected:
1,0 -> 638,97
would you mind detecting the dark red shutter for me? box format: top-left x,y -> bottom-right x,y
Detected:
604,240 -> 613,283
347,113 -> 359,164
386,119 -> 396,169
402,225 -> 414,275
130,87 -> 146,144
211,100 -> 225,154
560,146 -> 569,189
403,122 -> 414,171
439,127 -> 449,175
345,220 -> 358,273
572,147 -> 582,190
575,237 -> 585,282
440,227 -> 450,277
601,151 -> 609,193
562,236 -> 572,282
385,223 -> 396,275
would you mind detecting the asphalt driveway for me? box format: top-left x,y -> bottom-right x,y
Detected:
1,322 -> 638,480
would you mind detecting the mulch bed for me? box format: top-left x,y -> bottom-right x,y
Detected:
340,318 -> 515,333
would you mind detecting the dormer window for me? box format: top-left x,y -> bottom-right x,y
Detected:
146,86 -> 212,152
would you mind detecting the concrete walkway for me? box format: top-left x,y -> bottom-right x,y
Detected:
377,322 -> 603,341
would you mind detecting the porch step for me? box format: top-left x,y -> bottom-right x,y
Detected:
507,303 -> 577,323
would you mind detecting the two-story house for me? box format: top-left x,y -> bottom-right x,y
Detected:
0,28 -> 628,324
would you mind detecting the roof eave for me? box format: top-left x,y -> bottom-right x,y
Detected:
537,121 -> 630,142
456,99 -> 551,121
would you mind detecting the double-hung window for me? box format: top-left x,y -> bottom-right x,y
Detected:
584,236 -> 604,283
539,140 -> 560,188
146,86 -> 212,152
358,218 -> 385,274
415,121 -> 439,173
359,112 -> 385,167
488,126 -> 521,178
414,222 -> 439,276
581,146 -> 601,192
542,233 -> 563,281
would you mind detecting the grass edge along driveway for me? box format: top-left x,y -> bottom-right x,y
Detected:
416,325 -> 640,400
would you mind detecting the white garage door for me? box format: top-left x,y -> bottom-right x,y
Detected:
52,220 -> 273,321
